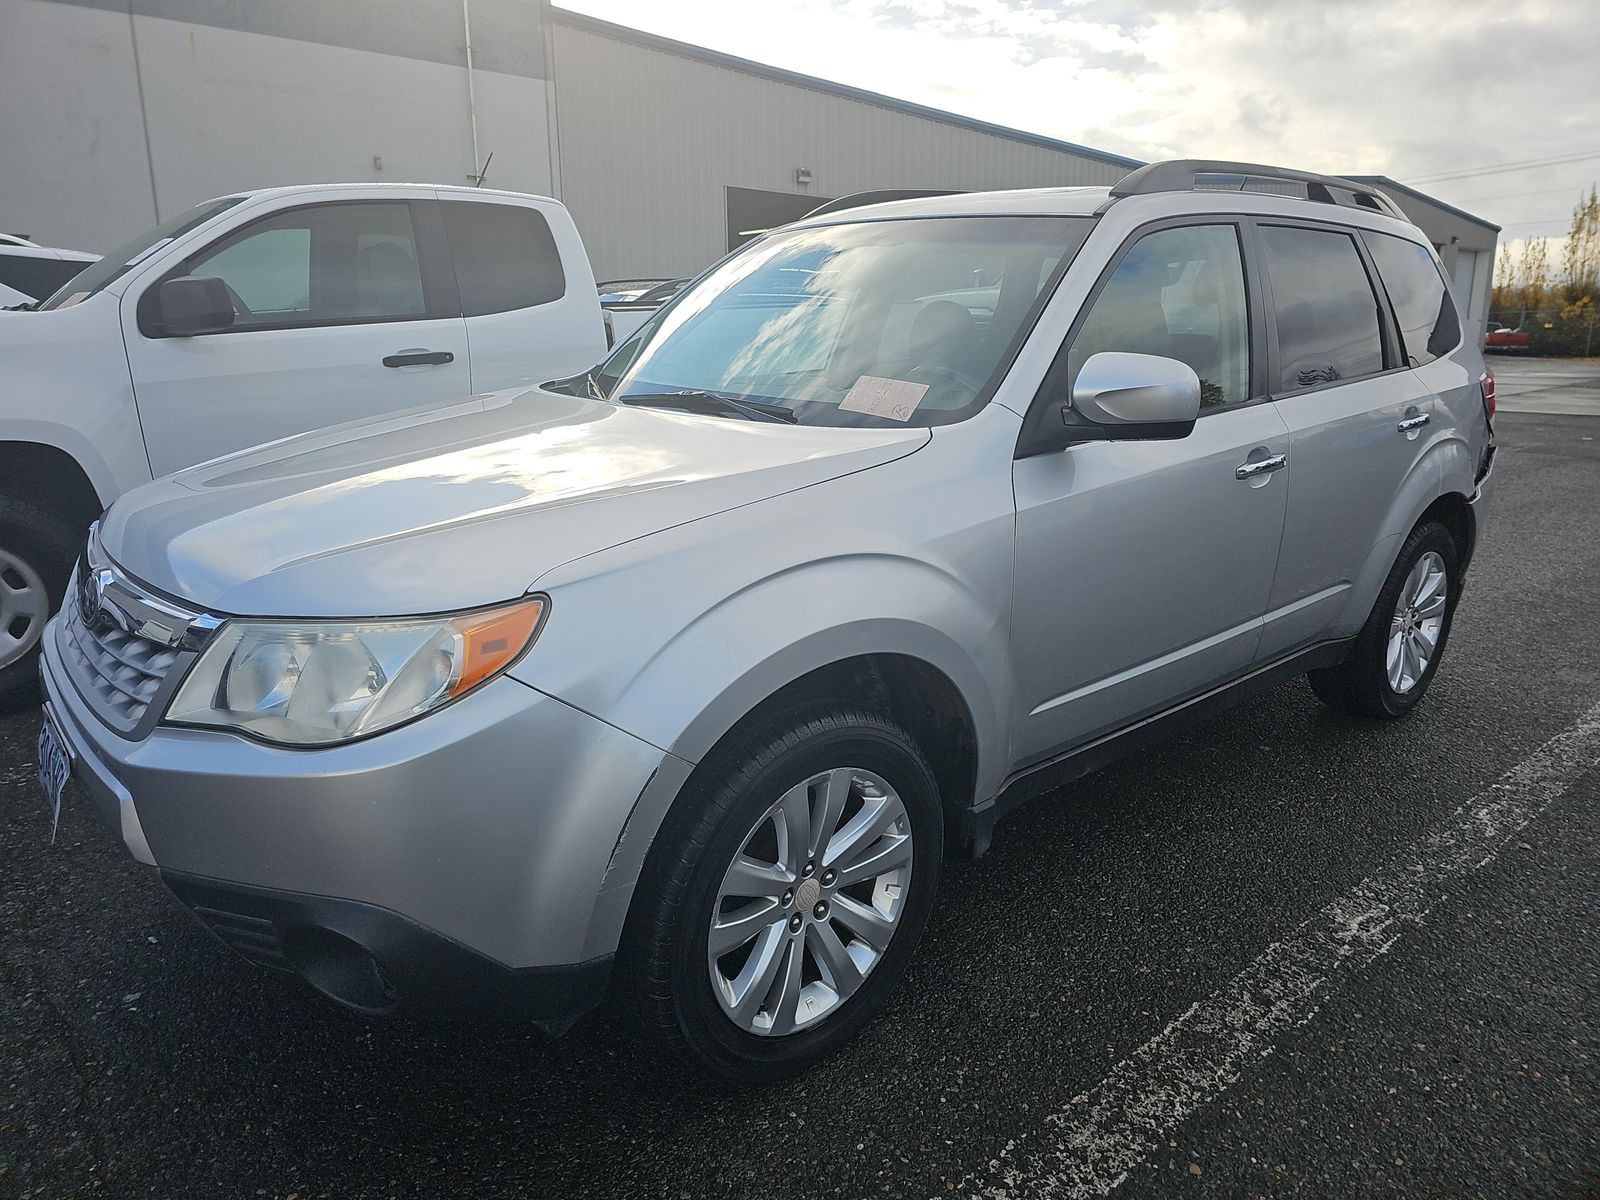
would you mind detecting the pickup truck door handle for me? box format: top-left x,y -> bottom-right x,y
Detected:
382,349 -> 455,368
1235,453 -> 1287,480
1397,412 -> 1431,432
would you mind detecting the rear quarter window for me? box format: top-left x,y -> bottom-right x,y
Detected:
1362,231 -> 1461,366
442,202 -> 566,316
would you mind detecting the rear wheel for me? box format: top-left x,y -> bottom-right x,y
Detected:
1309,521 -> 1459,719
0,497 -> 80,711
624,705 -> 942,1082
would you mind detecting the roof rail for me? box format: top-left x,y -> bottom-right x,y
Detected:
1108,159 -> 1408,220
804,190 -> 961,218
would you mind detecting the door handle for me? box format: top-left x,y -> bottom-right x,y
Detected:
1235,453 -> 1287,480
1397,413 -> 1431,432
382,349 -> 455,368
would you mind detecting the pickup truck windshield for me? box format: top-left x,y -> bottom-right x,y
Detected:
40,197 -> 245,309
593,215 -> 1092,427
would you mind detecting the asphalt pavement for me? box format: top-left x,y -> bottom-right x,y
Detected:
2,358 -> 1597,1199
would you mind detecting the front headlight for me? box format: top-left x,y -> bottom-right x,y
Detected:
166,598 -> 546,746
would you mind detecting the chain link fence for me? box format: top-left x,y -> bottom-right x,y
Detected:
1488,305 -> 1599,356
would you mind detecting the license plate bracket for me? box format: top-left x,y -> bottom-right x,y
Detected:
37,706 -> 74,841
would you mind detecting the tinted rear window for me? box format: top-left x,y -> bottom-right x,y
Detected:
1261,225 -> 1386,390
0,253 -> 89,300
442,202 -> 565,316
1363,231 -> 1460,366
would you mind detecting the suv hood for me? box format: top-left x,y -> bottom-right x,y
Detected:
100,388 -> 928,616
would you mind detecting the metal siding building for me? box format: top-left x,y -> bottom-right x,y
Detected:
545,10 -> 1137,279
0,0 -> 559,253
2,0 -> 1493,316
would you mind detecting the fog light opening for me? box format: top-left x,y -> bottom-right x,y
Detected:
284,927 -> 398,1015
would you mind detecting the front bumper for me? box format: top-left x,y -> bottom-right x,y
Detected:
40,617 -> 676,1020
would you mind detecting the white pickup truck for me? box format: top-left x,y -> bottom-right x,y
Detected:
0,183 -> 648,703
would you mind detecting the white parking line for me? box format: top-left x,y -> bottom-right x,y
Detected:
961,701 -> 1600,1199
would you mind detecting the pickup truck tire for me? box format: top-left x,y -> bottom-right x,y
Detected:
0,497 -> 79,711
1309,521 -> 1459,719
624,704 -> 942,1083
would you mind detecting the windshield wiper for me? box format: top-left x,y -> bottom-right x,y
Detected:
619,389 -> 799,424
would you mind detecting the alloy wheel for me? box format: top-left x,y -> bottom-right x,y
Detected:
707,767 -> 913,1036
1387,550 -> 1447,694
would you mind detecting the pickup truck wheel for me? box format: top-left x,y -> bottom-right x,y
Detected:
0,498 -> 79,711
625,706 -> 942,1083
1308,521 -> 1459,719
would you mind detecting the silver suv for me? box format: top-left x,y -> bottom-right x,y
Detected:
37,161 -> 1497,1080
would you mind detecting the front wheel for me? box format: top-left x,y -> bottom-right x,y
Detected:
0,497 -> 81,711
624,706 -> 943,1083
1309,520 -> 1460,718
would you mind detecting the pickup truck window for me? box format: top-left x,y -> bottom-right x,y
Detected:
441,201 -> 566,315
0,252 -> 89,302
186,201 -> 426,326
595,215 -> 1092,428
39,196 -> 244,309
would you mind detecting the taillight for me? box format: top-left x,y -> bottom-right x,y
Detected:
1479,370 -> 1496,420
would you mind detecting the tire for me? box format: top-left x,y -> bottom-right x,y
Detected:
623,705 -> 943,1083
1308,520 -> 1460,719
0,497 -> 81,712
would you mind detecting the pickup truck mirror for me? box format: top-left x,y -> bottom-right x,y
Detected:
157,276 -> 235,337
1063,352 -> 1202,442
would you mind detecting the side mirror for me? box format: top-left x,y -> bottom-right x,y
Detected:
157,275 -> 235,336
1065,352 -> 1201,441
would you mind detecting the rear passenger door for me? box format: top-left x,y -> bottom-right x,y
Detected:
1254,222 -> 1436,658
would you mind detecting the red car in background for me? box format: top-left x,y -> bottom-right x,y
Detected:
1485,321 -> 1531,351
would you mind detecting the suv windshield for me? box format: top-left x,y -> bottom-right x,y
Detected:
40,197 -> 245,309
589,215 -> 1092,427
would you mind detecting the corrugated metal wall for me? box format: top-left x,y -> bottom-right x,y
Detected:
550,18 -> 1134,279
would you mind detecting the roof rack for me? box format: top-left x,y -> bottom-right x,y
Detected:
804,190 -> 961,218
1108,159 -> 1408,220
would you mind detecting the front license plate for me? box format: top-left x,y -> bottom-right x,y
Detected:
36,708 -> 73,840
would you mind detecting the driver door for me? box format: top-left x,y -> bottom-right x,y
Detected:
122,195 -> 469,477
1009,221 -> 1290,766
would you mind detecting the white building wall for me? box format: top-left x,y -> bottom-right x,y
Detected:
0,1 -> 161,249
0,0 -> 555,253
549,17 -> 1136,280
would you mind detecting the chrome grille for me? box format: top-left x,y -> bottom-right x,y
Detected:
60,584 -> 181,732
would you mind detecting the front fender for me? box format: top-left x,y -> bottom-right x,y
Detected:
0,298 -> 148,502
509,414 -> 1020,958
573,577 -> 1008,961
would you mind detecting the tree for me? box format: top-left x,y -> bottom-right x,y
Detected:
1491,242 -> 1517,313
1559,185 -> 1600,304
1518,237 -> 1551,313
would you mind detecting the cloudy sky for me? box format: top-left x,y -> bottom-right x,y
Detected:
562,0 -> 1600,252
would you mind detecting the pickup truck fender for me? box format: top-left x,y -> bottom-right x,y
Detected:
0,296 -> 150,506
